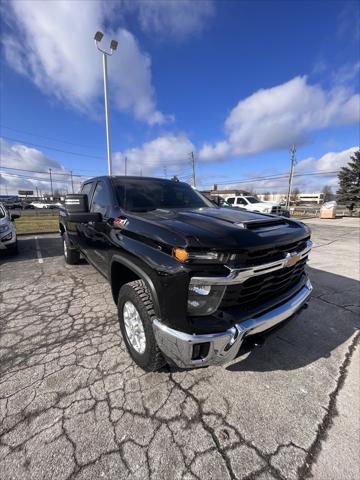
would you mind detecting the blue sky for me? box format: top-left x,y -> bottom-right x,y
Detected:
0,0 -> 359,195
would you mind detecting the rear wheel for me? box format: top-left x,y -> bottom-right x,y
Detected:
63,234 -> 80,265
117,280 -> 165,371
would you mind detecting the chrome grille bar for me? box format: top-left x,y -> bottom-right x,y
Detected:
190,240 -> 312,286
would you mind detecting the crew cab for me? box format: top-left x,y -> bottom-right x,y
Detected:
59,176 -> 312,371
226,195 -> 289,216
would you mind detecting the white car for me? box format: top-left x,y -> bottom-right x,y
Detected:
30,202 -> 49,209
0,203 -> 19,253
225,195 -> 289,216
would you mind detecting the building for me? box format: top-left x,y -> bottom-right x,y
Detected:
257,193 -> 287,203
298,193 -> 324,204
201,188 -> 250,199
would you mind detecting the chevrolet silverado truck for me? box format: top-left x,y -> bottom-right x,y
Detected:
59,176 -> 312,371
225,195 -> 289,216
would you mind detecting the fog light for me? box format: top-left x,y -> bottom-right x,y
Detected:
189,284 -> 211,296
188,283 -> 226,316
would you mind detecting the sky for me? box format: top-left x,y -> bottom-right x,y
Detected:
0,0 -> 359,196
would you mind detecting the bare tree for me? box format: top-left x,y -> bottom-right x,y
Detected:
263,191 -> 270,201
291,187 -> 300,203
322,185 -> 333,202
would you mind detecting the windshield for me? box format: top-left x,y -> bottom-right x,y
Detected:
245,196 -> 262,204
113,178 -> 213,212
0,205 -> 6,219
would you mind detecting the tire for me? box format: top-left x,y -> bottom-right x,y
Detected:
63,234 -> 80,265
117,280 -> 165,371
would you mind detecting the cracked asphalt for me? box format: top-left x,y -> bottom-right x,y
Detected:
0,217 -> 359,480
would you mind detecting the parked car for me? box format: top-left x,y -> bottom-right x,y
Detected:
30,202 -> 48,209
225,195 -> 289,216
21,203 -> 35,209
5,202 -> 23,210
0,203 -> 19,253
60,176 -> 312,371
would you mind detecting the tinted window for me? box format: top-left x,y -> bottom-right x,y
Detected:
227,197 -> 235,205
81,183 -> 93,197
113,179 -> 212,212
236,198 -> 247,205
91,182 -> 111,216
246,196 -> 262,204
0,205 -> 6,218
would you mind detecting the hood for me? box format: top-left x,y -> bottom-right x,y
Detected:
0,216 -> 10,227
126,207 -> 310,251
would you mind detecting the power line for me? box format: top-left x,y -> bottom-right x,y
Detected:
0,124 -> 98,150
203,170 -> 340,187
2,135 -> 105,160
0,165 -> 85,177
0,171 -> 88,184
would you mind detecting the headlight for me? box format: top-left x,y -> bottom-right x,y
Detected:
188,283 -> 226,316
0,225 -> 9,233
173,248 -> 230,264
2,232 -> 12,241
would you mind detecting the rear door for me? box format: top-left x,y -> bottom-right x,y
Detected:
71,181 -> 95,249
82,180 -> 113,276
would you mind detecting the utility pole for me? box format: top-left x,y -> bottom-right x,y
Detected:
36,186 -> 39,199
163,163 -> 167,178
124,156 -> 127,176
49,168 -> 54,198
94,31 -> 118,176
286,145 -> 296,209
70,171 -> 74,193
191,151 -> 196,187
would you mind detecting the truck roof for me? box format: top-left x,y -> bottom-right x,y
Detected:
83,175 -> 181,184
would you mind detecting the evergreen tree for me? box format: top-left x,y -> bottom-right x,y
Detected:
337,150 -> 360,204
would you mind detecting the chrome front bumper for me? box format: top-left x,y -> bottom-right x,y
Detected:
153,279 -> 313,368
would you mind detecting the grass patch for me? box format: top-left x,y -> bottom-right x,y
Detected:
15,214 -> 59,234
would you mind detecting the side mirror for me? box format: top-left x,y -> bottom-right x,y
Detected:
65,194 -> 89,213
11,213 -> 20,221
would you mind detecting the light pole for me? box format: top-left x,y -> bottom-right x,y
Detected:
94,31 -> 118,176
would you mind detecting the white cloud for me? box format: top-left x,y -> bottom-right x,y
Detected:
114,134 -> 195,177
2,0 -> 167,124
205,147 -> 358,194
0,138 -> 84,195
124,0 -> 215,40
199,76 -> 359,161
296,146 -> 358,173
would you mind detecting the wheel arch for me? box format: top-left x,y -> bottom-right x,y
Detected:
110,256 -> 161,317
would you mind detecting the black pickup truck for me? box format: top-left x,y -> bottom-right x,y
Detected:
59,176 -> 312,371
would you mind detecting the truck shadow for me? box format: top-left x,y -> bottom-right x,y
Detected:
226,266 -> 360,373
0,235 -> 63,263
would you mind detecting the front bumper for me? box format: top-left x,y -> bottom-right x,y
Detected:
0,229 -> 16,249
153,278 -> 312,368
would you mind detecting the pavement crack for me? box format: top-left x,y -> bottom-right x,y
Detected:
297,330 -> 360,479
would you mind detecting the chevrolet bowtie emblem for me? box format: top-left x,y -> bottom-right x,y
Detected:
285,254 -> 301,267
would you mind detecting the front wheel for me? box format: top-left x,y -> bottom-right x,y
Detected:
117,280 -> 165,371
63,234 -> 80,265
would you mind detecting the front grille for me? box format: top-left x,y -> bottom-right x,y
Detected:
220,257 -> 307,310
242,237 -> 309,267
271,206 -> 282,214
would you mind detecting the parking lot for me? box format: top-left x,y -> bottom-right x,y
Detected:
0,218 -> 359,480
